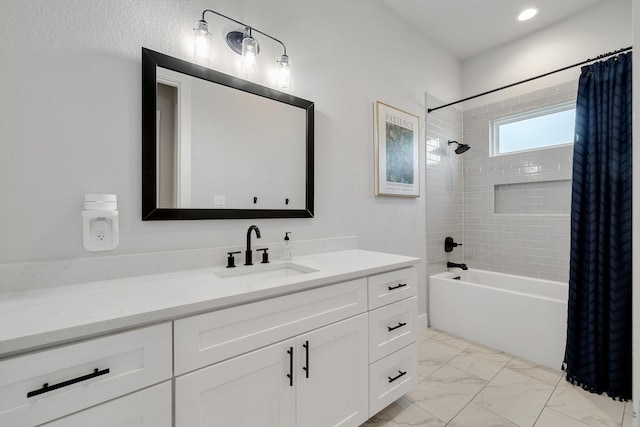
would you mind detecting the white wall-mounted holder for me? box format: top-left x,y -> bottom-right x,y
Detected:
82,194 -> 119,252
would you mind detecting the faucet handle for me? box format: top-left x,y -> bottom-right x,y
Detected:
257,248 -> 270,264
444,237 -> 462,252
226,251 -> 241,268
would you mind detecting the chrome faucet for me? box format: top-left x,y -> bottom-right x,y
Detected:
447,262 -> 468,271
245,225 -> 261,265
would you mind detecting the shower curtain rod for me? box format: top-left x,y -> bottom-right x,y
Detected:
427,45 -> 633,113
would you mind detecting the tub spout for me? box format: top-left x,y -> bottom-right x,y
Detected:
447,262 -> 468,270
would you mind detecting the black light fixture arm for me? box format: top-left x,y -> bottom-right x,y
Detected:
200,9 -> 288,55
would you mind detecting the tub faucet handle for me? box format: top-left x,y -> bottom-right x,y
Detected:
445,237 -> 462,252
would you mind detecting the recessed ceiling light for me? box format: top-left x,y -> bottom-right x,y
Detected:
518,7 -> 539,21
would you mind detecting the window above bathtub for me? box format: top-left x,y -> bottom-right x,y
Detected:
490,102 -> 576,156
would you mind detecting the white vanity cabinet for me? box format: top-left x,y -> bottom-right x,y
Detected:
41,381 -> 172,427
173,266 -> 419,427
0,323 -> 172,427
174,279 -> 370,427
173,278 -> 368,375
175,314 -> 368,427
0,250 -> 421,427
295,314 -> 368,427
176,338 -> 297,427
367,267 -> 419,416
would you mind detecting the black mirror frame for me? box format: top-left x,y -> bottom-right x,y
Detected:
141,47 -> 314,220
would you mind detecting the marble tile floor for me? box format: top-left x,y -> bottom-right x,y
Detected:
362,328 -> 633,427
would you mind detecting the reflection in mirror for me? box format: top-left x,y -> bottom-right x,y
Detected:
142,48 -> 314,220
156,67 -> 306,210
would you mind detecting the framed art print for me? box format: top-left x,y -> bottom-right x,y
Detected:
374,101 -> 420,197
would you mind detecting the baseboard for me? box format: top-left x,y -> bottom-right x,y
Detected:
417,313 -> 429,329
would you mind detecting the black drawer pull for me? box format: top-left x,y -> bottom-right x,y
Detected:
27,368 -> 110,398
388,370 -> 407,383
388,322 -> 407,332
302,341 -> 309,378
286,347 -> 294,387
388,283 -> 407,291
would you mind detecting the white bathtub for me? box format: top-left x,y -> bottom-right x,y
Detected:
429,269 -> 568,370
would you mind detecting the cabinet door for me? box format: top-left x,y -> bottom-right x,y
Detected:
296,314 -> 368,427
41,381 -> 171,427
175,338 -> 296,427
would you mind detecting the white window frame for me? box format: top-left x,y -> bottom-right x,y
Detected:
490,101 -> 576,157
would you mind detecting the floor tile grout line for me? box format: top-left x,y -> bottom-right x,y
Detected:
401,397 -> 449,426
531,379 -> 562,427
539,379 -> 626,427
421,334 -> 483,425
435,329 -> 570,427
435,330 -> 569,388
441,338 -> 519,426
419,329 -> 626,427
537,406 -> 592,427
450,355 -> 523,426
418,337 -> 469,382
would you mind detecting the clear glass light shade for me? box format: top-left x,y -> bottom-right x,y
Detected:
193,20 -> 212,61
277,54 -> 291,89
241,36 -> 258,73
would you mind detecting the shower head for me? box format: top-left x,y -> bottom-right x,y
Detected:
455,144 -> 470,154
448,140 -> 470,154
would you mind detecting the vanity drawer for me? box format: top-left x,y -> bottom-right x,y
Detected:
174,278 -> 367,375
41,381 -> 172,427
368,267 -> 417,309
0,323 -> 172,427
369,342 -> 418,417
369,296 -> 417,362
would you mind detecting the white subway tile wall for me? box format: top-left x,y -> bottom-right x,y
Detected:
462,80 -> 577,282
425,93 -> 464,278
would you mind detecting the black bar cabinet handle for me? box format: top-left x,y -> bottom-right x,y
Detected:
27,368 -> 110,398
388,283 -> 407,291
388,370 -> 407,383
388,322 -> 407,332
302,341 -> 309,378
286,347 -> 294,386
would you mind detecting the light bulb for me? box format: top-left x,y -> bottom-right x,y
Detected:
193,20 -> 212,61
277,54 -> 291,89
517,7 -> 539,21
241,35 -> 258,73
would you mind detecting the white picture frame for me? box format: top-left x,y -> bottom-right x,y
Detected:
374,101 -> 420,197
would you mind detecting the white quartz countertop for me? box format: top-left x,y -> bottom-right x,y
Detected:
0,250 -> 419,358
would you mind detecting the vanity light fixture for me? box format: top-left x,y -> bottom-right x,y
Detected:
517,7 -> 539,21
277,54 -> 291,89
241,27 -> 258,74
193,9 -> 291,88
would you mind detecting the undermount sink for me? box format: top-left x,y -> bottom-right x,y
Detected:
215,262 -> 318,281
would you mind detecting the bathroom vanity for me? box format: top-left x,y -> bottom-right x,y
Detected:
0,249 -> 419,427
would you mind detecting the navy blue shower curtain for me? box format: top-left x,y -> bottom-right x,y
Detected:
564,52 -> 632,401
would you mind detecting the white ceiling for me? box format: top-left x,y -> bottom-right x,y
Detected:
381,0 -> 609,60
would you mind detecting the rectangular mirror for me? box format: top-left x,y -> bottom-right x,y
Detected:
142,48 -> 314,220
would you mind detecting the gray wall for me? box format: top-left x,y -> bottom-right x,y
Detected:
0,1 -> 464,322
426,81 -> 576,288
462,81 -> 576,283
425,94 -> 463,279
